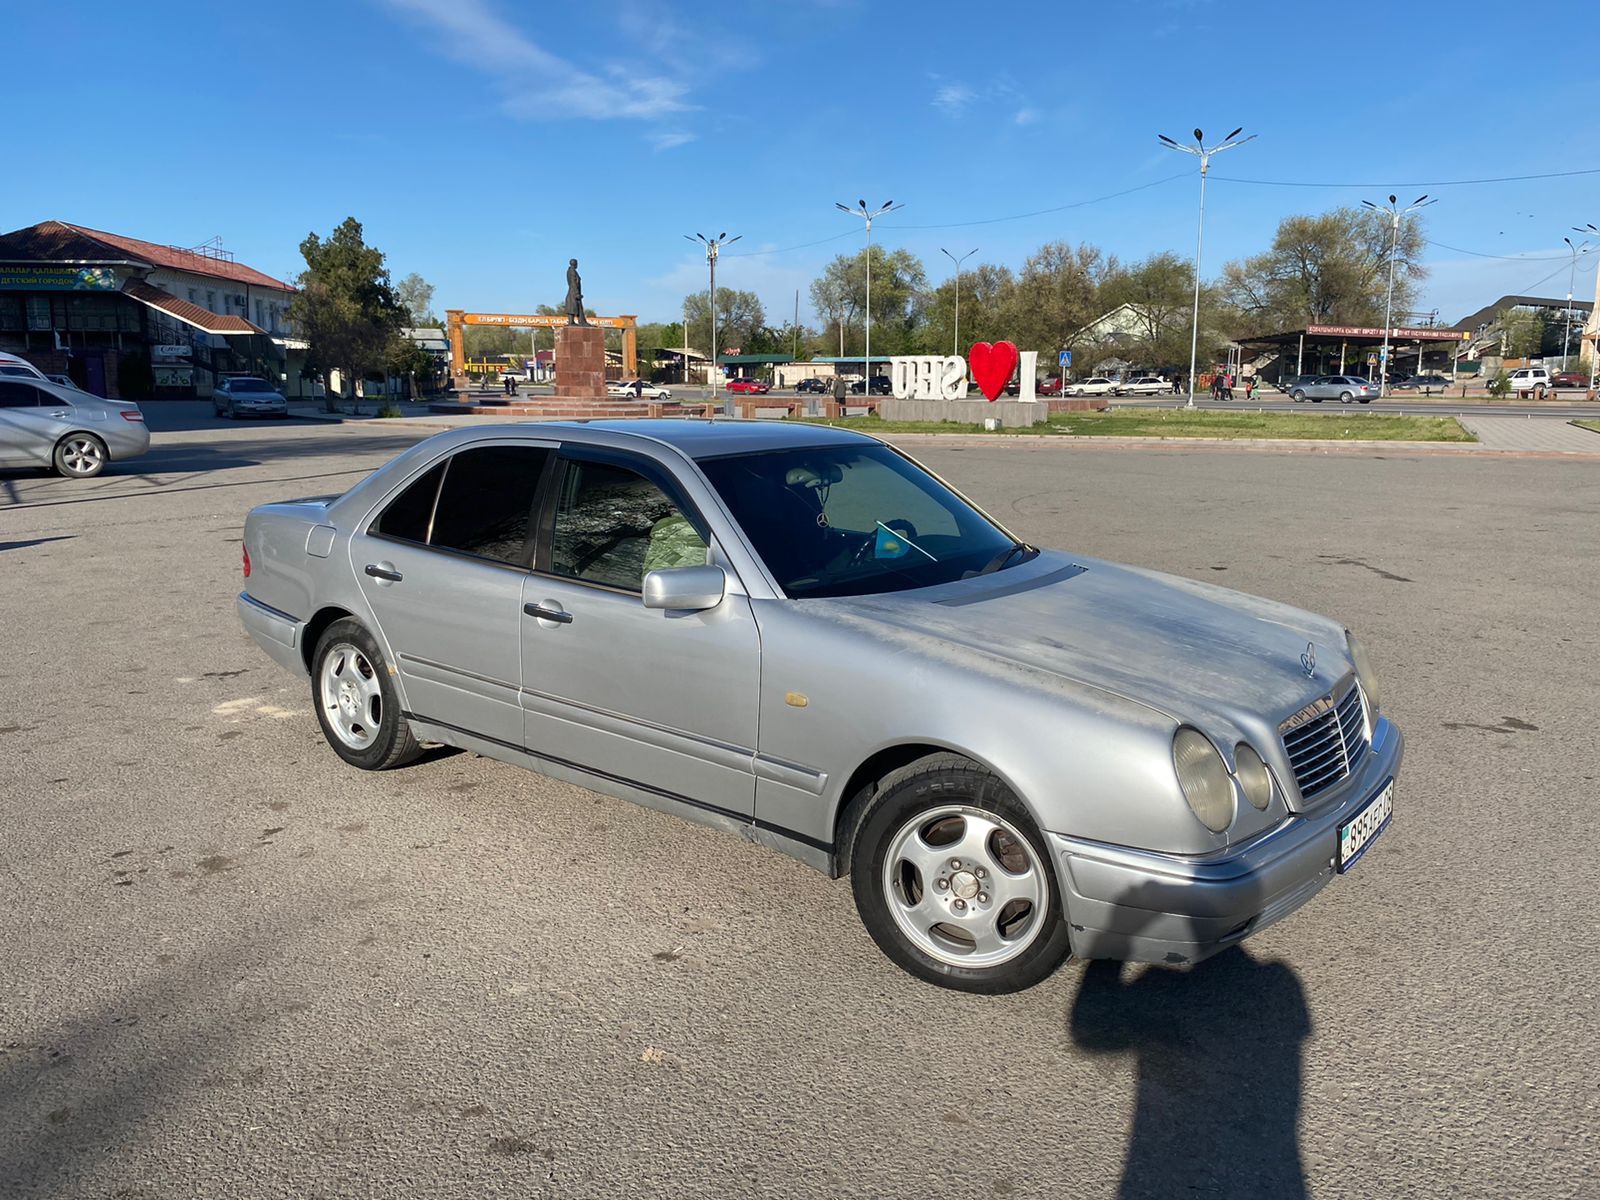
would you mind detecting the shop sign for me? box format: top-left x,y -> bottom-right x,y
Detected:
153,344 -> 192,360
0,265 -> 120,291
154,366 -> 193,388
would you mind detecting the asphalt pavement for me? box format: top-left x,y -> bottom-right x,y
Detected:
1,421 -> 1596,1199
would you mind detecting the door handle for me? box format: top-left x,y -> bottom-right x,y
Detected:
364,564 -> 403,582
524,602 -> 573,624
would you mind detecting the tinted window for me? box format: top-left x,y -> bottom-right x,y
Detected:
699,444 -> 1016,599
550,459 -> 707,592
372,462 -> 445,543
228,378 -> 272,391
430,445 -> 550,564
0,380 -> 48,408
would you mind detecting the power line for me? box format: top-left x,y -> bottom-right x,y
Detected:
1213,166 -> 1600,188
723,228 -> 861,259
1425,238 -> 1591,263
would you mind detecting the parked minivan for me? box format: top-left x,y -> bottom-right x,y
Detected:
1507,367 -> 1550,396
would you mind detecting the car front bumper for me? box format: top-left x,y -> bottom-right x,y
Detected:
1048,716 -> 1403,965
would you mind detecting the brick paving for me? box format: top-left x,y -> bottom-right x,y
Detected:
1459,416 -> 1600,453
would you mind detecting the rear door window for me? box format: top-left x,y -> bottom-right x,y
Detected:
429,445 -> 551,564
548,458 -> 708,592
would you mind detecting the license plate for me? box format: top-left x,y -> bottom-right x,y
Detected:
1337,781 -> 1393,873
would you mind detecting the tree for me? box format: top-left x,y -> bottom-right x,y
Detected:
288,218 -> 408,405
1220,207 -> 1426,335
1498,308 -> 1544,359
395,272 -> 437,327
1007,241 -> 1115,361
683,287 -> 765,356
1098,252 -> 1209,371
807,246 -> 928,357
921,263 -> 1016,356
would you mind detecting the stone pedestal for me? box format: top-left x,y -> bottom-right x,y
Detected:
879,398 -> 1047,427
555,325 -> 607,401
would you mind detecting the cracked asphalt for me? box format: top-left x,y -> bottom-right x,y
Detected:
1,416 -> 1596,1199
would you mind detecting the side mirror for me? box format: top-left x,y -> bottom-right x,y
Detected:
642,565 -> 726,612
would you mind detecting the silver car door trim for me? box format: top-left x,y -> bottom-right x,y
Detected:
519,685 -> 756,775
403,709 -> 832,853
752,754 -> 828,796
398,652 -> 521,702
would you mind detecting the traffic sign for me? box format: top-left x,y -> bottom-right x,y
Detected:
1059,350 -> 1072,368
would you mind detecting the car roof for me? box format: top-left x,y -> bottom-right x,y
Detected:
438,418 -> 879,460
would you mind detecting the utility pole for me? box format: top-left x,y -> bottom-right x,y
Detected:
1362,193 -> 1436,395
836,200 -> 904,388
940,247 -> 978,358
685,232 -> 740,400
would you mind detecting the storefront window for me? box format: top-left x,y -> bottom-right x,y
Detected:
0,296 -> 21,331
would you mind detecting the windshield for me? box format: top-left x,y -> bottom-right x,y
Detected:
230,378 -> 272,391
698,443 -> 1021,599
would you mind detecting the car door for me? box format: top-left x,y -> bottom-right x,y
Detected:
0,380 -> 70,468
351,439 -> 555,747
520,444 -> 761,820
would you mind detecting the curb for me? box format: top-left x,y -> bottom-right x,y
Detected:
876,433 -> 1600,459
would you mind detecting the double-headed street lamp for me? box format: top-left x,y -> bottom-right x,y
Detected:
940,247 -> 978,357
1361,194 -> 1436,394
835,200 -> 903,386
1158,126 -> 1255,408
685,232 -> 740,397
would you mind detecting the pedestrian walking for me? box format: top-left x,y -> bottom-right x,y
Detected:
832,372 -> 847,411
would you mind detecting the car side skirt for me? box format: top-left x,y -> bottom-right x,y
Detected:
402,711 -> 837,875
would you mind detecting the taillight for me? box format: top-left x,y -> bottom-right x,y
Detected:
242,546 -> 251,578
121,409 -> 144,421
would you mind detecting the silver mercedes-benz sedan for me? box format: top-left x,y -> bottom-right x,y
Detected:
237,420 -> 1402,993
0,376 -> 150,478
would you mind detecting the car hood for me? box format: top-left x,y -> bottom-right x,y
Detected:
808,550 -> 1348,729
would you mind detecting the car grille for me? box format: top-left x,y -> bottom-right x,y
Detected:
1280,680 -> 1369,800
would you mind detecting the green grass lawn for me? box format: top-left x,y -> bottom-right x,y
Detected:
802,409 -> 1475,442
1573,420 -> 1600,435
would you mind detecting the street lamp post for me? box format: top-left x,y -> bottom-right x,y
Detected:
685,232 -> 740,400
1158,126 -> 1255,408
1361,194 -> 1436,396
836,200 -> 903,388
1563,226 -> 1596,374
940,246 -> 978,357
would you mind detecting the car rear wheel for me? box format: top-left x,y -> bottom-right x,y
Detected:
312,619 -> 421,770
1359,398 -> 1373,404
1339,391 -> 1354,403
850,754 -> 1071,993
54,434 -> 107,478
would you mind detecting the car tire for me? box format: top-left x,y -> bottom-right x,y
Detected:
312,618 -> 422,771
1339,391 -> 1354,404
1291,390 -> 1305,402
1359,398 -> 1373,404
53,433 -> 108,479
849,753 -> 1072,994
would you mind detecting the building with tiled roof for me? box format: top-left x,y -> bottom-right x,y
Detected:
0,220 -> 303,400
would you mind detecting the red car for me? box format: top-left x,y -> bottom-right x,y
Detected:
1549,372 -> 1589,389
1038,375 -> 1064,397
725,378 -> 770,394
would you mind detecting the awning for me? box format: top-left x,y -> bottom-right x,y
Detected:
121,279 -> 266,336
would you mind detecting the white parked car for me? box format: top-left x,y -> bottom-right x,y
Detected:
1117,377 -> 1169,396
1507,367 -> 1550,395
1064,377 -> 1117,396
214,376 -> 289,419
606,380 -> 673,400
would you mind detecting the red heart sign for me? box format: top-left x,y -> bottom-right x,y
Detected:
968,341 -> 1018,402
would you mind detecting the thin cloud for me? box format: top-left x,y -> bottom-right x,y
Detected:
1014,108 -> 1039,126
933,84 -> 976,114
382,0 -> 692,121
650,130 -> 697,151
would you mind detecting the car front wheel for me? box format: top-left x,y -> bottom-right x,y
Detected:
312,618 -> 421,770
1291,390 -> 1305,402
850,754 -> 1071,993
54,433 -> 108,478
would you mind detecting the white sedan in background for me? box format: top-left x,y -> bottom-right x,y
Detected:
1064,377 -> 1118,396
606,380 -> 673,400
1117,377 -> 1170,396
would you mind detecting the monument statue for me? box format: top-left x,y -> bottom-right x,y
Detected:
564,259 -> 589,326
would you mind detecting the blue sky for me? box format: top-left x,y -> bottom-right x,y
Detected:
7,0 -> 1598,330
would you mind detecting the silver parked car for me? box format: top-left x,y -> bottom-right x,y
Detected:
0,376 -> 149,477
214,375 -> 289,419
1290,375 -> 1381,404
237,421 -> 1402,992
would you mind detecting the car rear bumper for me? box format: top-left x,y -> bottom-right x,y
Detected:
236,591 -> 307,677
1048,716 -> 1403,965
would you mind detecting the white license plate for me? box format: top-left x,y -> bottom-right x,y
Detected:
1337,781 -> 1393,873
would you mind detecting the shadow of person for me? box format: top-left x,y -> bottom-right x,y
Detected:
1069,918 -> 1312,1198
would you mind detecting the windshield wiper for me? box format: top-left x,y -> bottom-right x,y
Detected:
978,540 -> 1035,576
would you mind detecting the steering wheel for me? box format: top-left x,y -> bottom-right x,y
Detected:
837,519 -> 921,572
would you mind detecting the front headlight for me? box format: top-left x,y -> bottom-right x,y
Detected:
1173,728 -> 1235,833
1345,629 -> 1381,713
1234,743 -> 1273,810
